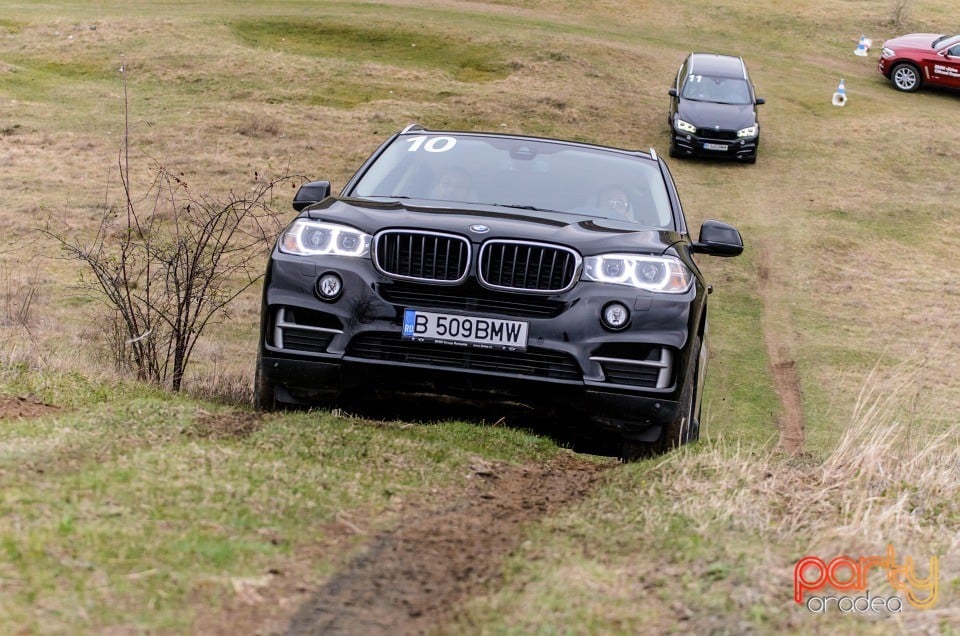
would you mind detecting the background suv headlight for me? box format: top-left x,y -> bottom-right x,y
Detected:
279,220 -> 371,257
737,124 -> 759,138
674,119 -> 697,134
582,254 -> 693,293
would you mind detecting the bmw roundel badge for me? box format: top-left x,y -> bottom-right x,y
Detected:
469,224 -> 490,233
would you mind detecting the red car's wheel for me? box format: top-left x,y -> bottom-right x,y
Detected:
891,63 -> 922,92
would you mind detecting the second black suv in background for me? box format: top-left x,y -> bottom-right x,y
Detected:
668,53 -> 765,163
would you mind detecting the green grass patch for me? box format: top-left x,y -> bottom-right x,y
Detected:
231,19 -> 510,83
0,19 -> 25,34
0,55 -> 120,98
0,369 -> 565,634
702,285 -> 780,450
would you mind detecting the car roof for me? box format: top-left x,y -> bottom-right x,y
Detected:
398,124 -> 661,162
687,53 -> 747,79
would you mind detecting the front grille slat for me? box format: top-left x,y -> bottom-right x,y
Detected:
283,330 -> 336,353
378,282 -> 565,318
478,240 -> 580,293
591,347 -> 673,389
271,307 -> 343,354
522,249 -> 532,288
374,230 -> 470,283
599,363 -> 661,387
419,235 -> 426,278
347,334 -> 582,381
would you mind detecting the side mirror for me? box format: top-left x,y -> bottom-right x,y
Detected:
755,97 -> 766,105
692,219 -> 743,257
668,88 -> 679,97
292,180 -> 331,211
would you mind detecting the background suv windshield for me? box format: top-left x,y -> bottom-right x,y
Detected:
351,134 -> 675,229
681,75 -> 752,104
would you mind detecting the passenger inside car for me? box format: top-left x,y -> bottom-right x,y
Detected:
429,166 -> 473,201
598,185 -> 634,220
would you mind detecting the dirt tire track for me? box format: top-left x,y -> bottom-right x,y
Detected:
0,394 -> 59,420
285,452 -> 610,636
757,244 -> 806,454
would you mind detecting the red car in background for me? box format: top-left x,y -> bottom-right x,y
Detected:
879,33 -> 960,92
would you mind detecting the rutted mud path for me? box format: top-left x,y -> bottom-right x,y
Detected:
0,394 -> 59,419
756,243 -> 806,454
284,452 -> 609,636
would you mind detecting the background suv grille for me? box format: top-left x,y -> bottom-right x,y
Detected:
479,240 -> 580,292
696,128 -> 737,140
374,230 -> 469,283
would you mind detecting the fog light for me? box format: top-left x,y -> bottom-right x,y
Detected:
316,272 -> 343,301
601,301 -> 630,330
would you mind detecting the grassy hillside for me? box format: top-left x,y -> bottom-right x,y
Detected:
0,1 -> 957,634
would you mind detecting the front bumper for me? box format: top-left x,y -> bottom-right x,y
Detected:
878,57 -> 891,77
671,130 -> 758,161
258,252 -> 701,437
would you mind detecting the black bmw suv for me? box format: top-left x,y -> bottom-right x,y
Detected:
255,125 -> 744,457
668,53 -> 765,163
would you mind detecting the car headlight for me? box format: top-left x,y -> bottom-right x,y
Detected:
279,219 -> 371,257
674,118 -> 697,134
737,124 -> 759,138
582,254 -> 693,293
881,47 -> 895,58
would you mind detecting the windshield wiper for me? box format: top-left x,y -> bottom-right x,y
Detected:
493,203 -> 544,211
493,203 -> 573,215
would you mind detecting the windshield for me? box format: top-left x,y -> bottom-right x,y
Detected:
350,134 -> 675,229
934,34 -> 960,50
681,74 -> 752,105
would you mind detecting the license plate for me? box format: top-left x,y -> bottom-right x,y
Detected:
402,309 -> 528,351
703,142 -> 728,151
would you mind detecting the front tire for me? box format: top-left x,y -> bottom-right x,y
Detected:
253,353 -> 277,412
654,334 -> 701,453
891,63 -> 921,92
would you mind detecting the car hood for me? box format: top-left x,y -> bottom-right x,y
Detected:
677,99 -> 756,131
882,33 -> 944,51
302,198 -> 682,257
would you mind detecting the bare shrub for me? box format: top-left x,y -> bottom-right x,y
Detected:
45,166 -> 293,392
236,114 -> 283,138
43,66 -> 296,392
890,0 -> 910,27
0,262 -> 39,328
